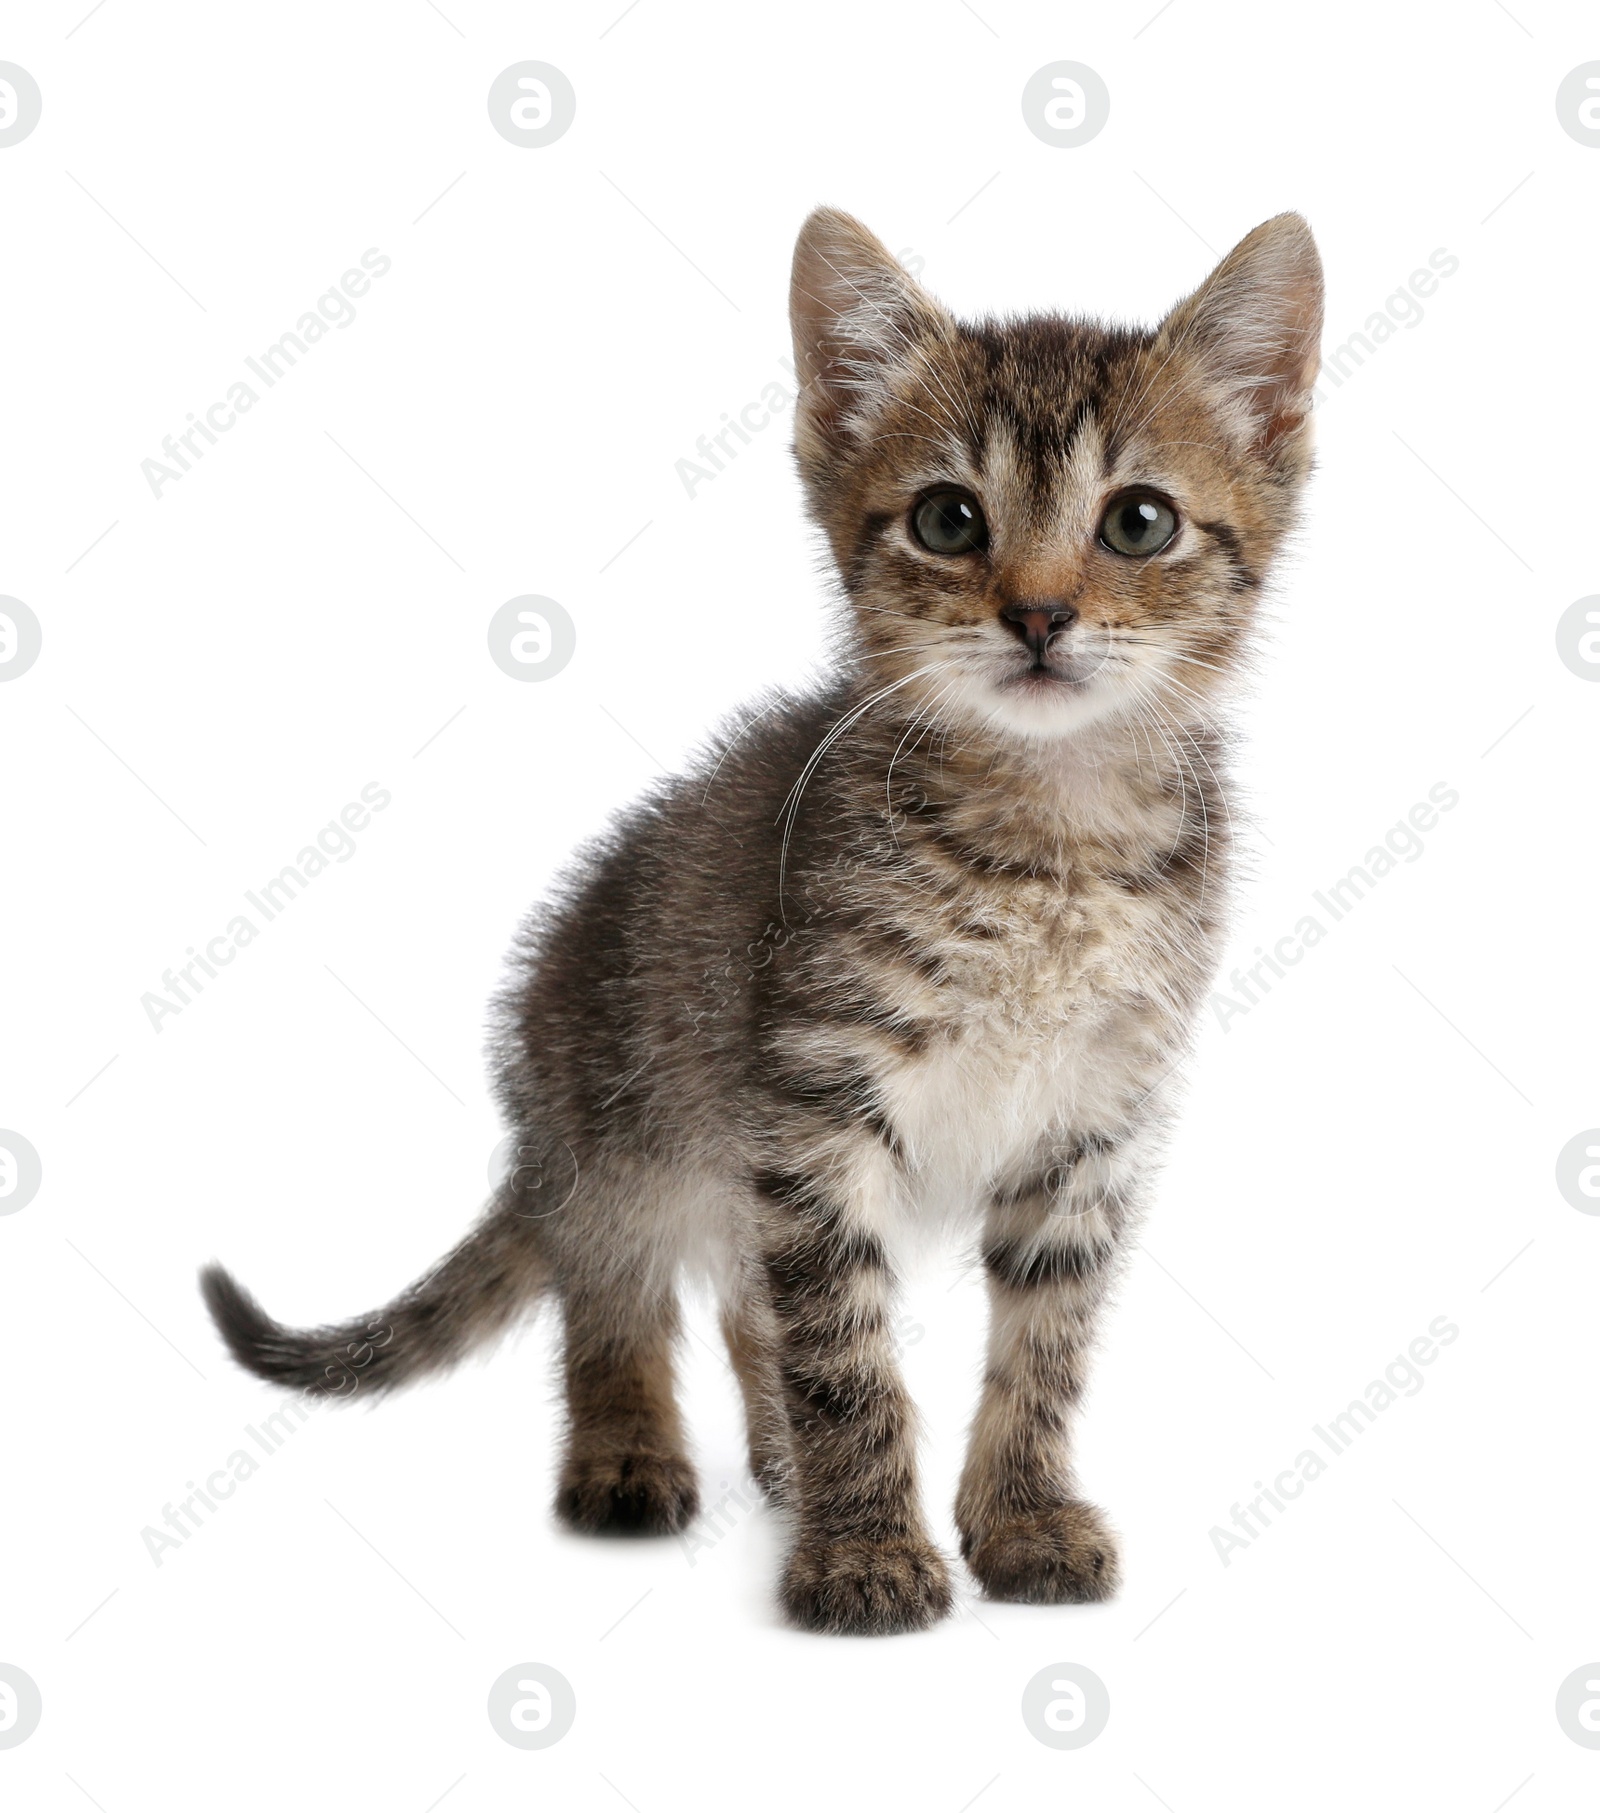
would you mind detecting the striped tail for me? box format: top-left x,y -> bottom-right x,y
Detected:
199,1188 -> 552,1400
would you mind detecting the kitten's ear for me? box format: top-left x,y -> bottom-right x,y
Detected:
1155,213 -> 1324,456
790,207 -> 953,453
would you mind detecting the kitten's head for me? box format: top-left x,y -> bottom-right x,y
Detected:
790,208 -> 1323,743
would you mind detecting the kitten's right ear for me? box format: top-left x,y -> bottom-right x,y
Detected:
1154,212 -> 1324,460
790,207 -> 952,456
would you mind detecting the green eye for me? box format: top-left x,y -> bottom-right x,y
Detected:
911,489 -> 987,556
1098,490 -> 1179,558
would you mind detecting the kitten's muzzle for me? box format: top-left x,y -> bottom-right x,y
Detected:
999,597 -> 1079,660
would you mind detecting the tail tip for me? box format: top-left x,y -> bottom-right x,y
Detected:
199,1262 -> 280,1374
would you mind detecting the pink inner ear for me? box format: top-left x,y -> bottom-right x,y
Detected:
789,208 -> 953,445
1243,333 -> 1322,451
1157,215 -> 1324,452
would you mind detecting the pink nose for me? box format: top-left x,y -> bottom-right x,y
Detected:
1000,599 -> 1078,656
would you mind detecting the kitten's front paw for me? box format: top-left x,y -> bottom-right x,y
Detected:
781,1535 -> 953,1635
962,1502 -> 1121,1604
556,1451 -> 699,1536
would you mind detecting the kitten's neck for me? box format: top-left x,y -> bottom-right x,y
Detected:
857,680 -> 1227,868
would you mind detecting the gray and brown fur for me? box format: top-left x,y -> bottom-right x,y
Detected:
203,206 -> 1323,1634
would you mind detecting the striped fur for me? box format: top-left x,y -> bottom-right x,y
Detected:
200,207 -> 1322,1634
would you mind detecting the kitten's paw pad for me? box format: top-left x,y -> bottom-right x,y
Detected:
556,1452 -> 699,1536
963,1502 -> 1121,1604
781,1536 -> 953,1636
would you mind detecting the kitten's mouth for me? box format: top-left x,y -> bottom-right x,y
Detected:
999,636 -> 1122,691
1004,661 -> 1089,688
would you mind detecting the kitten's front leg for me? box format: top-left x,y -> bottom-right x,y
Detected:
757,1170 -> 952,1636
956,1138 -> 1130,1604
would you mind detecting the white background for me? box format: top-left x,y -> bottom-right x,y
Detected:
3,1 -> 1596,1807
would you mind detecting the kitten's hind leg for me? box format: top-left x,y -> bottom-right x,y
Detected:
555,1260 -> 699,1539
956,1137 -> 1132,1604
718,1284 -> 792,1500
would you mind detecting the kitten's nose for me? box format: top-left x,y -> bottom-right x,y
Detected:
999,598 -> 1078,657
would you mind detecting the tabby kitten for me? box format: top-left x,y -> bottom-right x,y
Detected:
203,207 -> 1323,1635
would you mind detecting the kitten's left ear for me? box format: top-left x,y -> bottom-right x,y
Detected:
1155,213 -> 1324,457
790,207 -> 954,458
